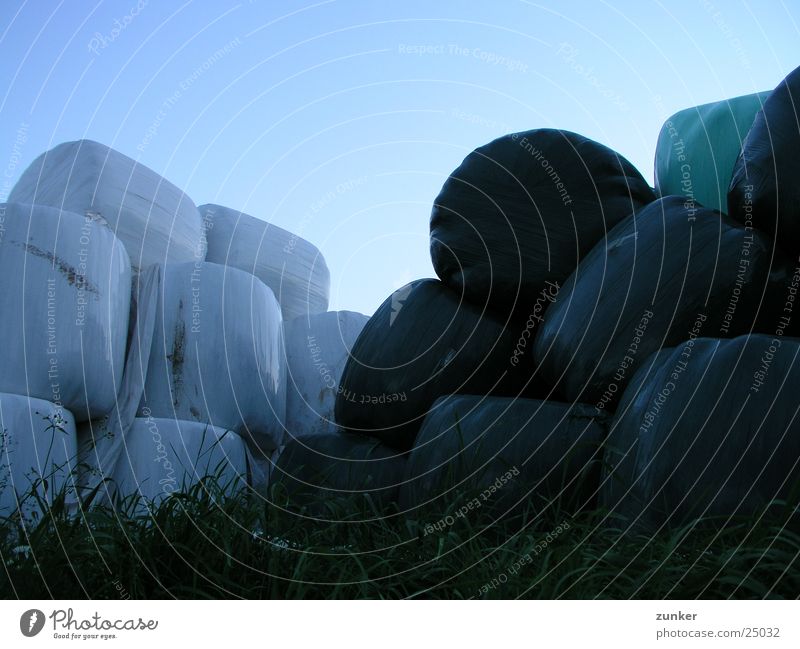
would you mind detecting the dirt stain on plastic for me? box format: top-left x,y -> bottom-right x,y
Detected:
18,242 -> 99,295
167,299 -> 186,406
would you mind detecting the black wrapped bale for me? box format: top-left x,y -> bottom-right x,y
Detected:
269,433 -> 406,514
534,196 -> 793,409
430,129 -> 655,312
729,65 -> 800,254
334,279 -> 541,450
602,334 -> 800,529
400,395 -> 607,520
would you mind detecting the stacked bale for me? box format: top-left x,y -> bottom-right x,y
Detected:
534,196 -> 792,409
729,65 -> 800,255
400,395 -> 606,517
430,129 -> 655,313
270,433 -> 405,515
200,204 -> 330,321
80,417 -> 247,510
284,311 -> 369,437
137,261 -> 287,455
4,93 -> 798,530
0,203 -> 131,421
9,140 -> 206,270
334,279 -> 542,451
602,335 -> 800,529
0,394 -> 77,523
654,91 -> 770,214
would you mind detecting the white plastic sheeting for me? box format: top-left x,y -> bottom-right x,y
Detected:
138,261 -> 287,454
200,204 -> 330,321
78,265 -> 161,505
80,417 -> 247,507
0,393 -> 77,523
0,203 -> 131,421
9,140 -> 206,270
284,311 -> 368,437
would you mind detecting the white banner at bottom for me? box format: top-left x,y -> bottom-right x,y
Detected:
0,600 -> 797,648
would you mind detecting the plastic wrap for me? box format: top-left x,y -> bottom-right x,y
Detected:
78,264 -> 161,504
284,310 -> 369,437
0,393 -> 77,523
9,139 -> 206,270
729,66 -> 800,254
400,395 -> 606,515
334,279 -> 543,450
81,417 -> 247,507
430,129 -> 654,312
200,204 -> 330,321
0,202 -> 131,421
534,196 -> 793,408
602,334 -> 800,529
270,432 -> 406,514
655,92 -> 770,214
138,261 -> 286,453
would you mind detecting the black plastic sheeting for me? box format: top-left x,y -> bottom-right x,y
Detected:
729,65 -> 800,255
534,196 -> 794,410
602,334 -> 800,530
334,279 -> 543,451
399,395 -> 607,518
269,433 -> 406,515
430,129 -> 655,313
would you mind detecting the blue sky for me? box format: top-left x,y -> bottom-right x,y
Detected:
1,0 -> 797,315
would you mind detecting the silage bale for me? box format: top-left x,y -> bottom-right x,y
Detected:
0,203 -> 131,421
200,204 -> 330,321
0,393 -> 77,523
269,432 -> 406,514
430,129 -> 654,312
9,140 -> 205,270
334,279 -> 542,451
284,310 -> 369,437
654,91 -> 770,214
729,65 -> 800,255
399,395 -> 606,517
534,196 -> 793,409
80,417 -> 247,508
602,334 -> 800,529
137,261 -> 286,454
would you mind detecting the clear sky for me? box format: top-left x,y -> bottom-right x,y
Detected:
1,0 -> 797,316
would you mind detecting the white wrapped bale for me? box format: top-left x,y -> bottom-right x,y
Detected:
80,416 -> 247,507
77,265 -> 161,506
9,140 -> 205,270
284,311 -> 369,437
200,204 -> 330,321
0,203 -> 131,421
0,393 -> 77,522
138,261 -> 286,453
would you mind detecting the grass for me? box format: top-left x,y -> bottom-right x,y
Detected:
2,474 -> 799,599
